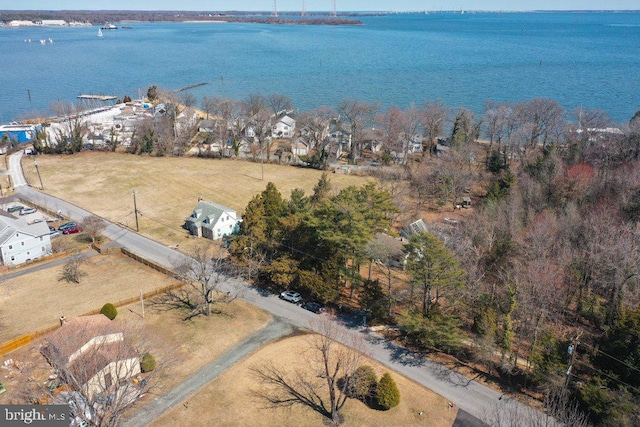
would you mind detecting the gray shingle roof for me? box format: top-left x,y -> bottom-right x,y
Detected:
185,201 -> 235,230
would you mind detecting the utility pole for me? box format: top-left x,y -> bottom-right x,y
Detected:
132,189 -> 139,232
34,159 -> 44,190
563,331 -> 581,394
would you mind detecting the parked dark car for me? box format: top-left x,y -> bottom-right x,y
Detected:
62,225 -> 83,235
301,301 -> 326,314
58,222 -> 77,231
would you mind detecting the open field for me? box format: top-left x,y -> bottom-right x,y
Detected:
154,333 -> 457,427
20,152 -> 369,246
0,250 -> 178,342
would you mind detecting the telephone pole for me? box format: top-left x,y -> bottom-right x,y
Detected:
34,159 -> 44,190
132,189 -> 139,232
563,332 -> 582,394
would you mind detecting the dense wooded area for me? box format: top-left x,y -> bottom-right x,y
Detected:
225,99 -> 640,426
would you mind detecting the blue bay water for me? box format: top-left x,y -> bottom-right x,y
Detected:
1,12 -> 639,123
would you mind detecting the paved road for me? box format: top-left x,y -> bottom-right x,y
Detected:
8,151 -> 536,425
1,248 -> 98,281
122,318 -> 295,427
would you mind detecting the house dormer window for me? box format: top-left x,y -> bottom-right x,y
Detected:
203,218 -> 209,224
191,212 -> 197,218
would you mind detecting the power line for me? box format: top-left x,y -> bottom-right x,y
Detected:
579,341 -> 640,376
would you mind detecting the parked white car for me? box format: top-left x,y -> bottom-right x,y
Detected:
280,290 -> 302,303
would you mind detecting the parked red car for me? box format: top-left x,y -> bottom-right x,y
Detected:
62,225 -> 83,235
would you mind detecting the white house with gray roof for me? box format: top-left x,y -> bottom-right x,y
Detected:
184,201 -> 241,240
0,212 -> 52,266
272,115 -> 296,139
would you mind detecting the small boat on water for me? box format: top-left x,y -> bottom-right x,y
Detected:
101,23 -> 117,30
98,28 -> 103,38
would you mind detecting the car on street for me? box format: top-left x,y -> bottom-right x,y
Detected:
58,222 -> 78,231
62,225 -> 83,235
19,207 -> 37,215
301,301 -> 326,314
7,205 -> 24,213
280,290 -> 302,303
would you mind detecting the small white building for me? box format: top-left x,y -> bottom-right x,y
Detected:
0,212 -> 52,266
184,200 -> 241,240
272,115 -> 296,139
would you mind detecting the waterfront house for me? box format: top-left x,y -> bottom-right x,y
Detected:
184,200 -> 241,240
272,115 -> 296,139
0,211 -> 52,266
0,124 -> 40,143
44,315 -> 140,401
361,128 -> 385,153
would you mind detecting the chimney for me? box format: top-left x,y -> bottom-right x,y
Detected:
59,316 -> 66,326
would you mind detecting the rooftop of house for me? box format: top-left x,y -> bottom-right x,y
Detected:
185,200 -> 237,229
277,115 -> 296,127
0,214 -> 50,246
46,315 -> 117,362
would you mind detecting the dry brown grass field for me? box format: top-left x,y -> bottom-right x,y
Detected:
20,153 -> 369,247
153,333 -> 457,427
0,250 -> 178,343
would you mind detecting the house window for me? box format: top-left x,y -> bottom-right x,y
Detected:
21,242 -> 25,246
42,247 -> 45,252
203,218 -> 209,224
10,256 -> 15,261
221,217 -> 224,223
8,245 -> 12,250
40,237 -> 43,241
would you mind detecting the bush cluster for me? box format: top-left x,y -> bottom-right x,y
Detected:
376,373 -> 401,410
100,303 -> 118,320
347,367 -> 401,410
140,353 -> 156,373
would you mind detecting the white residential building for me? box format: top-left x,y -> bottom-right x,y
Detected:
0,212 -> 52,266
272,115 -> 296,138
184,200 -> 241,240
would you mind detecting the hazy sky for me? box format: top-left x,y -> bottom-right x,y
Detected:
1,1 -> 639,11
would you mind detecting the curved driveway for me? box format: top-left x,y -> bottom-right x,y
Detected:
8,151 -> 533,424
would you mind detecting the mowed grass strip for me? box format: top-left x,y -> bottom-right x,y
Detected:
21,153 -> 369,246
0,251 -> 178,343
153,334 -> 457,427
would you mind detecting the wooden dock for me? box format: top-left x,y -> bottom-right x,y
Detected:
77,94 -> 117,101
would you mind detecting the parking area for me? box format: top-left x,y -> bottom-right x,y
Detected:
1,201 -> 61,235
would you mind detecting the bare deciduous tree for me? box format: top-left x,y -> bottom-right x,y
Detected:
41,319 -> 161,427
58,250 -> 86,284
338,99 -> 378,164
267,93 -> 293,118
171,243 -> 239,319
421,100 -> 448,155
82,214 -> 107,244
251,316 -> 367,425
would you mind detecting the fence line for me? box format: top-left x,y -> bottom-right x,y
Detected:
0,249 -> 184,357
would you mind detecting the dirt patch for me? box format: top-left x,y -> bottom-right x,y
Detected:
153,334 -> 457,427
20,153 -> 370,247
